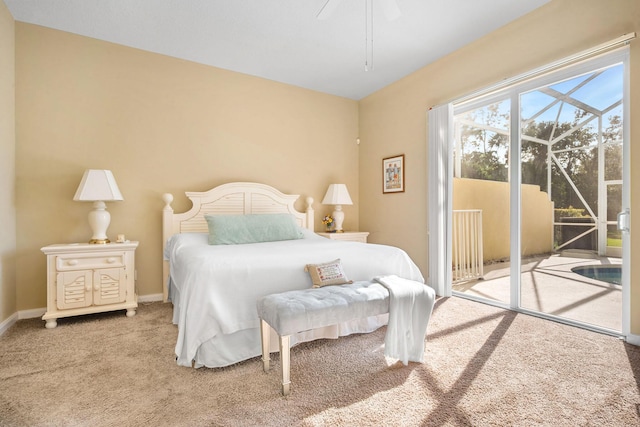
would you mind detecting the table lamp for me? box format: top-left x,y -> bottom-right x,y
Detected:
73,169 -> 124,244
321,184 -> 353,232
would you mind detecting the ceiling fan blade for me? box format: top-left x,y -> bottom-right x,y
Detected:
379,0 -> 401,20
316,0 -> 343,20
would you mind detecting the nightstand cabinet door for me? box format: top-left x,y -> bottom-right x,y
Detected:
93,268 -> 126,306
56,270 -> 92,310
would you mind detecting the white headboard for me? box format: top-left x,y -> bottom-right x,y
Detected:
161,182 -> 314,301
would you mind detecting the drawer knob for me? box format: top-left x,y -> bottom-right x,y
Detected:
67,259 -> 79,266
106,258 -> 116,264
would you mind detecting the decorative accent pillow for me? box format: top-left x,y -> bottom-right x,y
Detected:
205,213 -> 303,245
305,258 -> 353,288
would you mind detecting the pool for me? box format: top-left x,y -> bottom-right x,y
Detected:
571,265 -> 622,285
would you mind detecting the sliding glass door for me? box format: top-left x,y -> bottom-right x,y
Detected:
518,62 -> 626,332
449,48 -> 629,335
452,96 -> 511,306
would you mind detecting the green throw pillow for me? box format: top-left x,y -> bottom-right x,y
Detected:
205,214 -> 303,245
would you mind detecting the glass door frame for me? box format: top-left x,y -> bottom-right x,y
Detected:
439,47 -> 630,338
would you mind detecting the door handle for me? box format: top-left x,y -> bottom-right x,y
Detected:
617,208 -> 630,233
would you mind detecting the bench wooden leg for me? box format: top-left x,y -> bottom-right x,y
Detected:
260,319 -> 271,372
279,334 -> 291,396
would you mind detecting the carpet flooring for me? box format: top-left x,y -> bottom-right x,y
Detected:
1,297 -> 639,426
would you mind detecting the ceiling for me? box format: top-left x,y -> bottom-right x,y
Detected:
4,0 -> 550,100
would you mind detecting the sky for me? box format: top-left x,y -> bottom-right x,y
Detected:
458,62 -> 624,148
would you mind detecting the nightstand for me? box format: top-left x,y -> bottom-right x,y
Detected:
317,231 -> 369,243
41,241 -> 138,328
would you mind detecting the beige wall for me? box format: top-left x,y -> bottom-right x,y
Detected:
15,24 -> 359,310
359,0 -> 640,333
6,0 -> 640,339
453,178 -> 553,262
0,2 -> 16,324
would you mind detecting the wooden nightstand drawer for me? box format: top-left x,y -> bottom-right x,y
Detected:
56,252 -> 125,271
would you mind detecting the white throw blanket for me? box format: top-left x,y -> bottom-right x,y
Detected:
374,275 -> 436,365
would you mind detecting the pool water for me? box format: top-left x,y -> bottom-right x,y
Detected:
571,265 -> 622,285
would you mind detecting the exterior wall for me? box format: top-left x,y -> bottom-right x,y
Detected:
0,1 -> 16,325
453,178 -> 553,262
358,0 -> 640,333
15,24 -> 359,310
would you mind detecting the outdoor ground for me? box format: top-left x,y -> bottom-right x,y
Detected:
453,251 -> 622,331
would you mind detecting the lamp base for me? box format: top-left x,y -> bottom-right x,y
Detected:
89,238 -> 110,244
333,206 -> 345,233
87,201 -> 112,245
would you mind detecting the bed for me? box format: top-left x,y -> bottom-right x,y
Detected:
162,182 -> 424,368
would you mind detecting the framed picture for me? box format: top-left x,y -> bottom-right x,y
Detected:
383,154 -> 405,193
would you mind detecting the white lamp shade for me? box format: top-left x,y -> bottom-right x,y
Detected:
321,184 -> 353,206
73,170 -> 124,201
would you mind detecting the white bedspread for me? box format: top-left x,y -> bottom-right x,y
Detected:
374,275 -> 436,365
165,231 -> 424,367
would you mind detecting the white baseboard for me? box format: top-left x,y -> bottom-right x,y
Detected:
12,294 -> 164,323
19,308 -> 46,320
1,294 -> 166,336
0,312 -> 18,336
625,333 -> 640,346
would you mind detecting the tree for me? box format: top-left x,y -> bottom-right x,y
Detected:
458,101 -> 509,182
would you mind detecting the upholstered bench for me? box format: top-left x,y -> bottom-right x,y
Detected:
256,281 -> 391,396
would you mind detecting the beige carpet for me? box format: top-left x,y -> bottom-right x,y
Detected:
1,297 -> 639,426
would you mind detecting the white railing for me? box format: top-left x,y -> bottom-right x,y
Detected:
452,210 -> 484,282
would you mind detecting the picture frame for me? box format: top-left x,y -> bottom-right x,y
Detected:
382,154 -> 405,193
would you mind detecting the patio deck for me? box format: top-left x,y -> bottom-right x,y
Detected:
453,252 -> 622,332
